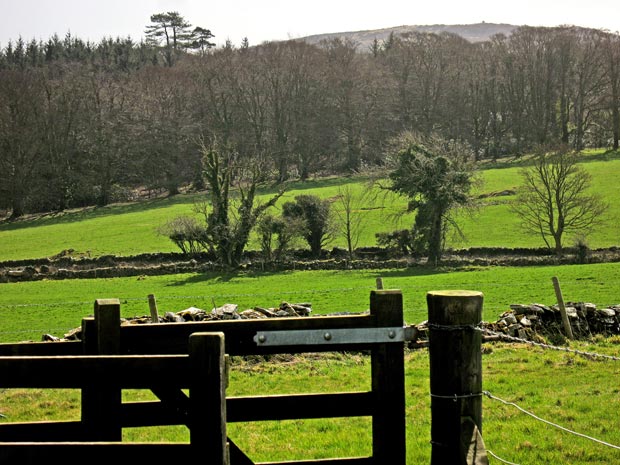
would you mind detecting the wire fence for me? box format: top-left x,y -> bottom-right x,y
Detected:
2,277 -> 620,464
479,328 -> 620,464
1,277 -> 619,333
482,328 -> 620,361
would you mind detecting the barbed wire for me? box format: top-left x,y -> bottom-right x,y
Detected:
482,328 -> 620,361
483,390 -> 620,451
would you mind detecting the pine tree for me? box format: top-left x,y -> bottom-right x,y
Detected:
145,11 -> 193,66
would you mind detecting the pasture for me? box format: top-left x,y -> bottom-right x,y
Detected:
1,151 -> 619,464
1,262 -> 620,344
0,152 -> 619,261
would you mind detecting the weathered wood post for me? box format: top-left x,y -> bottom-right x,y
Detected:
370,290 -> 406,465
189,332 -> 229,465
427,290 -> 486,465
552,277 -> 574,340
147,294 -> 160,324
81,299 -> 122,441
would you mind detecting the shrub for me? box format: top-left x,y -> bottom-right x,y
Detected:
158,215 -> 209,255
282,195 -> 334,258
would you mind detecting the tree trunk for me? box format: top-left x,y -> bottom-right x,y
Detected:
554,233 -> 564,257
612,93 -> 620,150
427,208 -> 444,266
9,197 -> 25,220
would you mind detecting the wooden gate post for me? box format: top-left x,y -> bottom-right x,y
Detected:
81,299 -> 122,441
427,290 -> 485,465
370,290 -> 406,465
189,332 -> 228,465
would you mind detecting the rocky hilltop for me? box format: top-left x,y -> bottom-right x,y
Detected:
301,22 -> 518,48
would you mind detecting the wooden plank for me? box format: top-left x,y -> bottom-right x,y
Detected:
0,355 -> 189,388
119,314 -> 376,355
118,391 -> 373,428
0,421 -> 85,442
427,290 -> 484,465
370,290 -> 406,465
82,299 -> 122,441
227,392 -> 373,422
189,332 -> 228,463
0,443 -> 195,463
0,341 -> 82,357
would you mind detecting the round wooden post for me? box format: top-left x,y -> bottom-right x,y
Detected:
427,290 -> 484,465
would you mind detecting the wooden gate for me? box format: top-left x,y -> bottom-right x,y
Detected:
0,290 -> 408,464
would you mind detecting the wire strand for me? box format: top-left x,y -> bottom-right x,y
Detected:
487,449 -> 521,465
483,328 -> 620,361
484,391 -> 620,451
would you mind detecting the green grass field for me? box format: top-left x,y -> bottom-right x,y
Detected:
0,152 -> 618,261
1,262 -> 619,343
1,151 -> 619,464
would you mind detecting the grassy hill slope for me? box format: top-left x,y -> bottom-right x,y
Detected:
0,152 -> 618,262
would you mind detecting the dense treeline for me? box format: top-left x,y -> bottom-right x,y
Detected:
1,25 -> 619,218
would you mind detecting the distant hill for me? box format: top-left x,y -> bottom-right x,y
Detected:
301,22 -> 518,48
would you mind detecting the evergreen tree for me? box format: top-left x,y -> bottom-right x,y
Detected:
145,11 -> 193,66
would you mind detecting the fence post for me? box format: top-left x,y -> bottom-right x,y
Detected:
148,294 -> 160,324
81,298 -> 122,441
370,290 -> 406,465
427,290 -> 486,465
552,277 -> 574,340
189,332 -> 229,465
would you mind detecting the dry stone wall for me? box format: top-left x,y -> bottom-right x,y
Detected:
3,246 -> 620,283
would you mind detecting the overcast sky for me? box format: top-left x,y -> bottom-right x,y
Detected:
1,0 -> 619,48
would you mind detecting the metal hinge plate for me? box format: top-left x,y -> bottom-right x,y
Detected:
254,326 -> 416,347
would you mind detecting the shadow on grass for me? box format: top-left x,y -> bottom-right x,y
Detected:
0,176 -> 367,233
279,175 -> 370,193
0,193 -> 205,232
477,148 -> 620,171
165,264 -> 448,288
373,265 -> 462,279
165,268 -> 297,286
578,148 -> 620,164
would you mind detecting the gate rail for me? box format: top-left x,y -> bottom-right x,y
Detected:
0,290 -> 408,465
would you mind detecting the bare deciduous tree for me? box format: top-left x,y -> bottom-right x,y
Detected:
333,184 -> 369,259
512,147 -> 607,256
197,140 -> 284,266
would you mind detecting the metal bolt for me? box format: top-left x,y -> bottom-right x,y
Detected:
323,332 -> 332,341
258,334 -> 266,343
388,330 -> 396,339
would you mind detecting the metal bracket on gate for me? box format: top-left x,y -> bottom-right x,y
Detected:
253,326 -> 417,347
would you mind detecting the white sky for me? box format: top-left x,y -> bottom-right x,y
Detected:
1,0 -> 619,48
